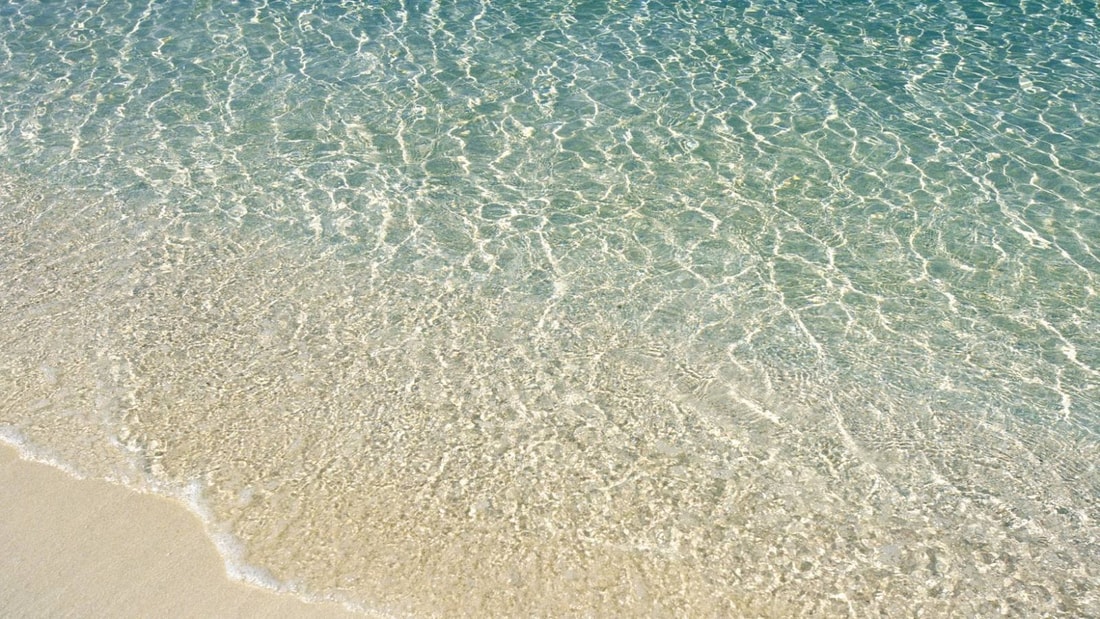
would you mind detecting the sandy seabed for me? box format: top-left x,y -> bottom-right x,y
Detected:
0,443 -> 360,618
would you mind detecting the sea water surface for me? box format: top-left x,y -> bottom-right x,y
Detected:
1,0 -> 1098,615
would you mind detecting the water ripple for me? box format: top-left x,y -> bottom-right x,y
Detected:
1,0 -> 1098,615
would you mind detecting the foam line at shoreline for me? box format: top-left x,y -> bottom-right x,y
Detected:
0,439 -> 370,618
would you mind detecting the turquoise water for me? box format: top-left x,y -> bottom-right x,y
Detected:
1,0 -> 1098,615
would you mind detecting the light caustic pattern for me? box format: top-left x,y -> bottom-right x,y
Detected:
0,0 -> 1098,615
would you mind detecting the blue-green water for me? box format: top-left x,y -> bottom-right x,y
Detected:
1,0 -> 1098,615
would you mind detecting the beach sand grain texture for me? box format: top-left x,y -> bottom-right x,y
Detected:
0,443 -> 361,619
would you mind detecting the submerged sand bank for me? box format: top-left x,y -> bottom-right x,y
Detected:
0,443 -> 360,618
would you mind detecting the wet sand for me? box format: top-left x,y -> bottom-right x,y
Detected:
0,443 -> 362,618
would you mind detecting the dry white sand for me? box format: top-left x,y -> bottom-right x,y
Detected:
0,443 -> 362,618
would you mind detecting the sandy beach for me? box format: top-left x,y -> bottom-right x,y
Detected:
0,443 -> 360,618
1,1 -> 1098,615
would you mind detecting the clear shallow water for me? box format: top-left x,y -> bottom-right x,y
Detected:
1,0 -> 1098,615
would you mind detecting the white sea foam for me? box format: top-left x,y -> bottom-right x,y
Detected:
2,424 -> 384,617
1,0 -> 1098,615
0,427 -> 88,481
